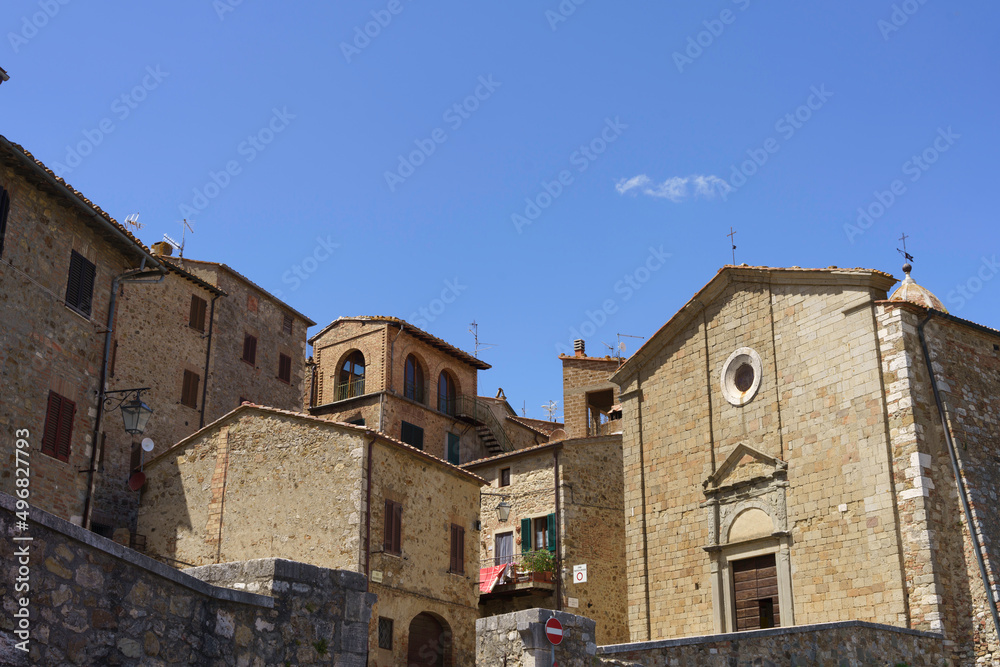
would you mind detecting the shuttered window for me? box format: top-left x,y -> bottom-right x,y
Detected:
449,524 -> 465,574
65,250 -> 96,317
282,313 -> 294,336
0,185 -> 10,258
383,500 -> 402,555
189,295 -> 207,332
181,370 -> 200,408
278,353 -> 292,383
400,421 -> 424,450
41,391 -> 75,462
242,334 -> 257,365
522,514 -> 556,553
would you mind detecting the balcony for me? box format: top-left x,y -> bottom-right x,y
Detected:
479,550 -> 556,600
334,378 -> 365,401
589,417 -> 622,436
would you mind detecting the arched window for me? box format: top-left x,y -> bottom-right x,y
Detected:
438,371 -> 456,415
337,351 -> 365,400
404,355 -> 425,403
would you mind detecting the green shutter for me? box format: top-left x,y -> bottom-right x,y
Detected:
547,513 -> 556,552
521,518 -> 532,553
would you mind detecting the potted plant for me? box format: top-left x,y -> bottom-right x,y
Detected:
520,550 -> 556,583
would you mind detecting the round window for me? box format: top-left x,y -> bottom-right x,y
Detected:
721,347 -> 763,406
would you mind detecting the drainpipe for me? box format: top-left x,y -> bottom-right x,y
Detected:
918,312 -> 1000,641
554,447 -> 562,611
199,293 -> 219,428
364,433 -> 377,591
83,265 -> 165,529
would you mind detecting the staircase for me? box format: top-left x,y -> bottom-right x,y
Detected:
453,395 -> 514,455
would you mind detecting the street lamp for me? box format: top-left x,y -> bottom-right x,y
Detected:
482,492 -> 512,522
102,388 -> 153,435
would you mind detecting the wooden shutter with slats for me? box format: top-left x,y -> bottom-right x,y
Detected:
521,517 -> 532,553
547,513 -> 556,552
41,391 -> 74,462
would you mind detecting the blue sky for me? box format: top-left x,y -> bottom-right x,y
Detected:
3,1 -> 997,420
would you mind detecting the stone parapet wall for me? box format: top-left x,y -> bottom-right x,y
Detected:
0,492 -> 372,665
598,620 -> 945,667
477,608 -> 599,667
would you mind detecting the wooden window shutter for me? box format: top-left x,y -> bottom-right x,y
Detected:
56,399 -> 75,462
393,502 -> 402,554
283,313 -> 293,336
278,354 -> 291,383
243,334 -> 257,364
521,517 -> 532,553
181,370 -> 199,408
41,392 -> 62,457
65,250 -> 96,316
383,500 -> 393,552
189,295 -> 207,332
0,185 -> 9,257
455,525 -> 465,574
547,513 -> 556,552
449,525 -> 458,573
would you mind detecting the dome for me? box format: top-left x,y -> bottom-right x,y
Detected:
889,263 -> 948,313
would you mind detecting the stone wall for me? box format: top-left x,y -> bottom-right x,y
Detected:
598,620 -> 945,667
0,492 -> 372,665
0,152 -> 148,527
138,408 -> 367,571
476,609 -> 945,667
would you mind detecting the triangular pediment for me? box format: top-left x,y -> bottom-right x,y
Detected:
704,444 -> 785,492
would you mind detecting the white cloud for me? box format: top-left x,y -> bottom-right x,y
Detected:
615,173 -> 729,202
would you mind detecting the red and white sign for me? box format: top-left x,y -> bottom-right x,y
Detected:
545,617 -> 563,645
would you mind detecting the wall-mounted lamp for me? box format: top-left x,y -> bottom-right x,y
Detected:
102,387 -> 153,435
482,492 -> 512,522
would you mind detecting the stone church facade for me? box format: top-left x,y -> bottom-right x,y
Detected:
610,265 -> 1000,664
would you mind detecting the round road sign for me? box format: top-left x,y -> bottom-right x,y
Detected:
545,617 -> 563,645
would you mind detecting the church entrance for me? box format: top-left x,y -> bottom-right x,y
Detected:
732,554 -> 780,630
406,612 -> 452,666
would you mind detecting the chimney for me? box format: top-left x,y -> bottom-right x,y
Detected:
151,241 -> 173,257
573,339 -> 585,357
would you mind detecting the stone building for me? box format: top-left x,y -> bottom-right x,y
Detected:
610,264 -> 1000,665
137,403 -> 484,666
462,341 -> 628,645
0,135 -> 164,529
308,316 -> 543,464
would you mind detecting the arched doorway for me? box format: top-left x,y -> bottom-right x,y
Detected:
406,612 -> 452,667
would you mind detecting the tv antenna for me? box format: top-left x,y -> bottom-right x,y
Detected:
727,227 -> 737,265
163,219 -> 195,258
542,400 -> 559,422
615,333 -> 644,359
468,320 -> 496,358
124,213 -> 143,231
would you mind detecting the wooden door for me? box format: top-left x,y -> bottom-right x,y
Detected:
407,613 -> 450,666
732,554 -> 780,630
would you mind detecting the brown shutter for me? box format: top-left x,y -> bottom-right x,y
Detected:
190,295 -> 207,332
457,525 -> 465,574
41,392 -> 62,457
56,398 -> 75,462
383,500 -> 395,553
449,525 -> 457,572
393,502 -> 402,554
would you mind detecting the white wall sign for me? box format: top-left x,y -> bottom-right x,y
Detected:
573,564 -> 587,583
371,570 -> 383,583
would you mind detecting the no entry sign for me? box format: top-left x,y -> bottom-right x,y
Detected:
545,617 -> 563,645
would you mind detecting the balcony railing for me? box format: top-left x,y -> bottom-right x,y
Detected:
479,550 -> 556,595
335,378 -> 366,401
452,395 -> 514,453
589,417 -> 622,436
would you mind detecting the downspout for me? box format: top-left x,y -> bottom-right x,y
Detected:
554,447 -> 562,611
636,366 -> 651,640
918,311 -> 1000,641
83,265 -> 165,529
364,434 -> 377,591
199,293 -> 219,428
